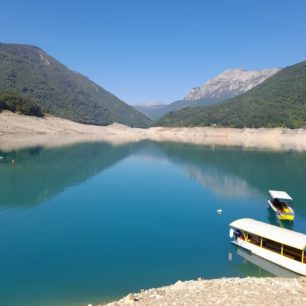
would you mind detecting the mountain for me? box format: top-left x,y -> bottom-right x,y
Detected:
185,68 -> 280,102
134,68 -> 279,120
0,43 -> 151,127
155,60 -> 306,128
134,104 -> 168,120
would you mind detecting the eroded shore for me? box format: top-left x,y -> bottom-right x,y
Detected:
2,112 -> 306,151
100,277 -> 306,306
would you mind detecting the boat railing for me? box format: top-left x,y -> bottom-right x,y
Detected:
235,230 -> 305,263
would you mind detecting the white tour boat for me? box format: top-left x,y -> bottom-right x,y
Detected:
268,190 -> 295,221
229,218 -> 306,276
235,248 -> 299,277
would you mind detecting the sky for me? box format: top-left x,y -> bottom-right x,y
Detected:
1,0 -> 306,105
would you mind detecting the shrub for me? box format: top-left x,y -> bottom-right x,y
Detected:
0,91 -> 43,117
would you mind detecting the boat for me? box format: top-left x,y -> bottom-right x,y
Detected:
235,248 -> 299,277
267,207 -> 293,230
268,190 -> 295,221
229,218 -> 306,276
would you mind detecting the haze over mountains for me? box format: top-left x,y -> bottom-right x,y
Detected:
0,43 -> 151,127
135,68 -> 280,120
156,60 -> 306,128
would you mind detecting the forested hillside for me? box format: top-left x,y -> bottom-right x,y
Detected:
156,61 -> 306,128
0,43 -> 151,127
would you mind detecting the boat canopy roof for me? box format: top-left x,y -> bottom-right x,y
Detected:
269,190 -> 293,201
230,218 -> 306,250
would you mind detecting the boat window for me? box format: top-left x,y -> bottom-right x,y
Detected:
262,238 -> 281,254
248,233 -> 261,246
283,245 -> 303,262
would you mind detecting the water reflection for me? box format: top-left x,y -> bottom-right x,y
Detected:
2,141 -> 306,223
0,142 -> 142,208
1,141 -> 306,305
267,207 -> 293,230
230,248 -> 299,277
150,142 -> 306,221
132,142 -> 259,198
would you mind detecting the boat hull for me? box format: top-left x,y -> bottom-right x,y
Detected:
236,248 -> 300,277
232,239 -> 306,276
268,200 -> 294,221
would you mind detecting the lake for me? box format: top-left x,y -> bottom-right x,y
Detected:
0,141 -> 305,306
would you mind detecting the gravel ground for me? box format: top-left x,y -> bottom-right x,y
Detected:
99,277 -> 306,306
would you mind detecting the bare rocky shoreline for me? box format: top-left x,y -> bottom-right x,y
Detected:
2,111 -> 306,151
96,277 -> 306,306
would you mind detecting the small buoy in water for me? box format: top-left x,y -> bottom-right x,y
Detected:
228,252 -> 233,261
11,159 -> 15,164
217,209 -> 223,214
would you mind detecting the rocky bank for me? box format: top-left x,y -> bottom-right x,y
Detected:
99,277 -> 306,306
2,111 -> 306,152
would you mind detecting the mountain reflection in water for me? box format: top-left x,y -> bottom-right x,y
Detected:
0,142 -> 140,208
0,141 -> 306,306
1,141 -> 306,222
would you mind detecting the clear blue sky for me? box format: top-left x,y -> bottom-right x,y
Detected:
1,0 -> 306,105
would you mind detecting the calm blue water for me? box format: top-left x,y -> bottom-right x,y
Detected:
0,141 -> 305,306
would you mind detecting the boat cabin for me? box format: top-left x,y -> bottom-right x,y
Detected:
269,190 -> 292,208
230,218 -> 306,275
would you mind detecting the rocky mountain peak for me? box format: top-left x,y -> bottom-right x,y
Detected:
185,68 -> 280,101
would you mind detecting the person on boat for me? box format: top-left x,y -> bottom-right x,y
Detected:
234,229 -> 245,240
273,198 -> 284,211
273,198 -> 280,207
234,229 -> 241,240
